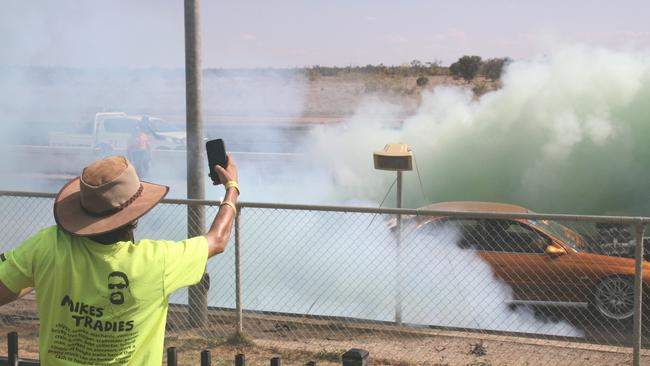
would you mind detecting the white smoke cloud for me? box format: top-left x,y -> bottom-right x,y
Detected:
210,211 -> 582,337
310,44 -> 650,215
401,223 -> 581,336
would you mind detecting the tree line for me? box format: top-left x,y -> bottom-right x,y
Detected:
305,56 -> 511,82
306,61 -> 448,78
449,56 -> 511,82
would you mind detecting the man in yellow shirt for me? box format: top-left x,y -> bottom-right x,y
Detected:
0,154 -> 239,365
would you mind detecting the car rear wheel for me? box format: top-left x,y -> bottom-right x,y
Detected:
593,276 -> 635,320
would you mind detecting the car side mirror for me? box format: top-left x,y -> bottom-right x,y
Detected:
545,244 -> 566,257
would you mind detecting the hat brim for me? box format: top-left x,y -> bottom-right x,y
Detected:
54,178 -> 169,237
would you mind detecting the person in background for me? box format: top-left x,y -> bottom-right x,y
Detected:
127,118 -> 151,176
0,154 -> 240,365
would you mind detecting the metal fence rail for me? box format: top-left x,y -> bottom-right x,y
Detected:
0,191 -> 649,365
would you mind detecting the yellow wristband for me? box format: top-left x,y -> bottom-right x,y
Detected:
225,180 -> 240,194
219,201 -> 237,215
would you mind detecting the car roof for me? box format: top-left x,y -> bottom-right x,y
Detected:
412,201 -> 533,226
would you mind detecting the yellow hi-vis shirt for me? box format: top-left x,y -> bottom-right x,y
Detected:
0,226 -> 208,365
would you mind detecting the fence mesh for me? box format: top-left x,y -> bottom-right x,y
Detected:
0,194 -> 648,365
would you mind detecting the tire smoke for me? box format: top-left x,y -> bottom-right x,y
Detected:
310,45 -> 650,215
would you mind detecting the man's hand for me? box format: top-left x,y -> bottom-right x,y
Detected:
213,154 -> 238,186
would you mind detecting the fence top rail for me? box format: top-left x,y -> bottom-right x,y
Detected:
1,190 -> 649,225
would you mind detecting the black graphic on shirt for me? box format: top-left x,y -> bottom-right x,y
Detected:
52,294 -> 138,364
59,295 -> 134,332
49,271 -> 140,363
108,271 -> 130,305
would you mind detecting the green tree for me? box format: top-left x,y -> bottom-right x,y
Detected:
449,55 -> 482,82
410,59 -> 423,69
481,57 -> 511,80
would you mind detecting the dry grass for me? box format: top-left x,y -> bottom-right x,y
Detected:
302,74 -> 499,116
0,297 -> 648,366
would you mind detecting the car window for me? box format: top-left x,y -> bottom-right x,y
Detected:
104,118 -> 138,133
150,119 -> 183,133
499,221 -> 550,254
448,219 -> 550,254
414,218 -> 475,249
453,219 -> 484,250
528,219 -> 583,251
418,218 -> 551,254
422,218 -> 494,251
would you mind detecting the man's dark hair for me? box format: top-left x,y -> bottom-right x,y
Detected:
89,222 -> 138,245
109,271 -> 129,286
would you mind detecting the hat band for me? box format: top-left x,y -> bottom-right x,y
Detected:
80,184 -> 144,218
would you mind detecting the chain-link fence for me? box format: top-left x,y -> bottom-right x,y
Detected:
0,192 -> 649,365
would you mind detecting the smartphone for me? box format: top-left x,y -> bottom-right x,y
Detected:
205,139 -> 227,185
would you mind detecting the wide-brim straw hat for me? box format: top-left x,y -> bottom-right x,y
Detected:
54,156 -> 169,236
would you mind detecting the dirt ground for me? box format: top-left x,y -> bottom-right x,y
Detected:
1,294 -> 648,366
299,73 -> 496,117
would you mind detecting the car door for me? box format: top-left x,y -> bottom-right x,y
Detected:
102,117 -> 136,150
469,219 -> 580,302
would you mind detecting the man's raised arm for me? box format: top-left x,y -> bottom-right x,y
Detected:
204,154 -> 239,258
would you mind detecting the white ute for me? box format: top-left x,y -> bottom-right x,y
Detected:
48,112 -> 186,154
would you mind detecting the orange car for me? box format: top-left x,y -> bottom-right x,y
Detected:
408,201 -> 648,321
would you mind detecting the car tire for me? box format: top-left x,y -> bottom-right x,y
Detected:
593,276 -> 635,321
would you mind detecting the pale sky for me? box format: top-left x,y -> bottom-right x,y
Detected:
1,0 -> 649,68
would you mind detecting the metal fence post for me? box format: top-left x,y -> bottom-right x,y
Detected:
7,331 -> 18,366
235,353 -> 245,366
633,221 -> 646,366
235,207 -> 243,334
342,348 -> 369,366
395,170 -> 403,325
200,350 -> 211,366
270,357 -> 281,366
184,0 -> 208,328
167,347 -> 178,366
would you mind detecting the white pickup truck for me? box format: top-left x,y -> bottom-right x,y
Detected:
48,112 -> 186,154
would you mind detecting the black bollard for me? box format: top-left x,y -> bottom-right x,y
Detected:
235,353 -> 245,366
8,331 -> 18,366
200,350 -> 211,366
270,357 -> 281,366
306,362 -> 316,366
342,348 -> 369,366
167,347 -> 177,366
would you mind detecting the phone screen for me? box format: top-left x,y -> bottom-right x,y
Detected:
206,139 -> 227,184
